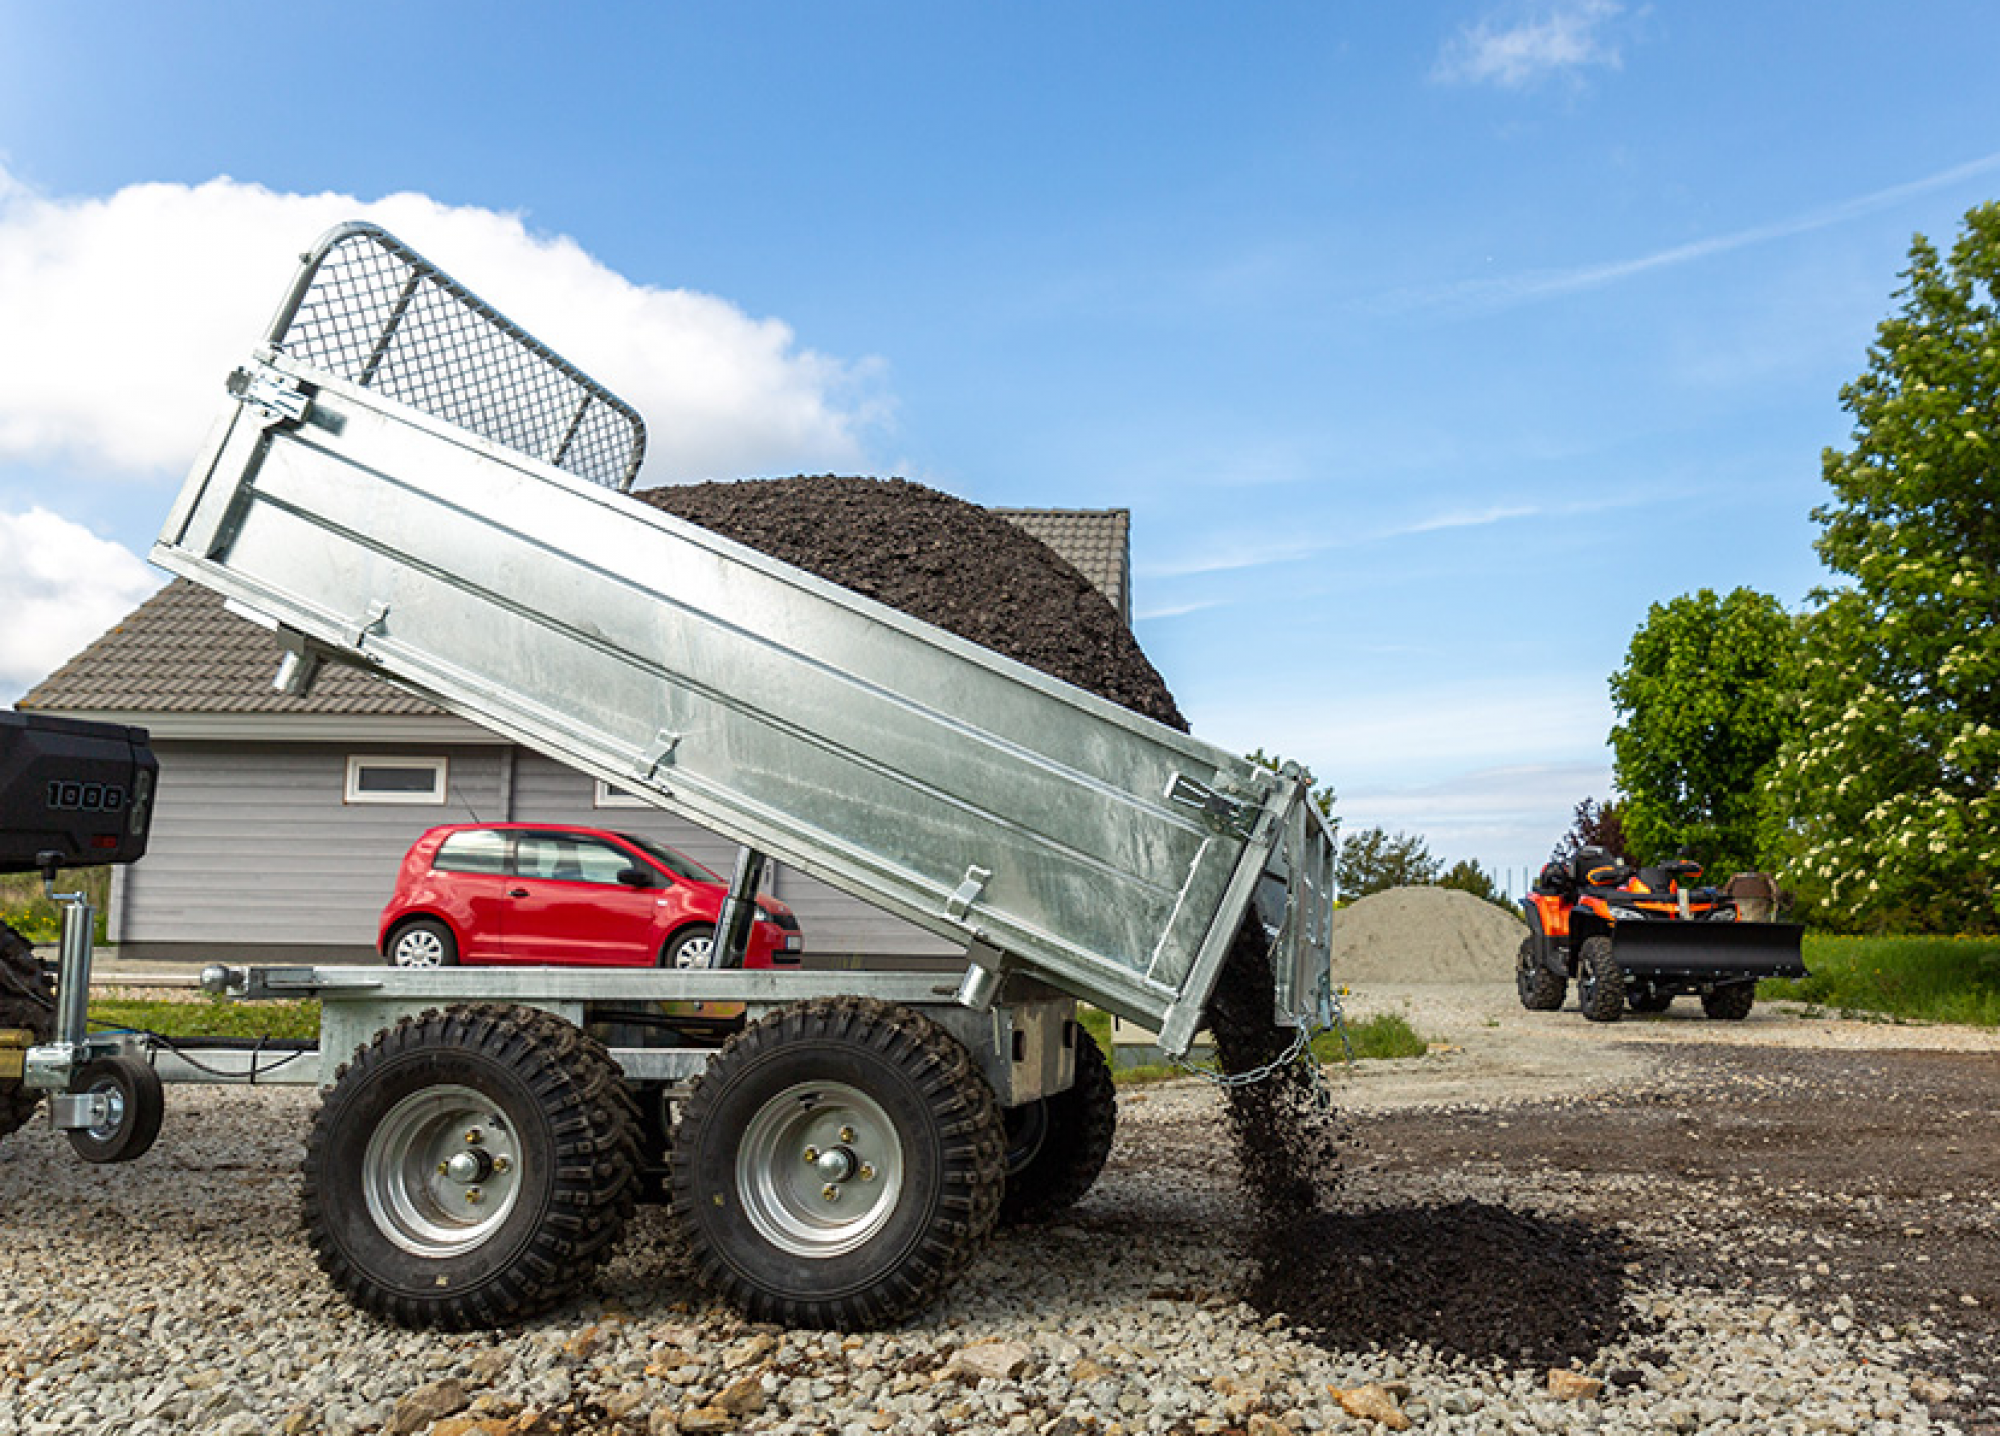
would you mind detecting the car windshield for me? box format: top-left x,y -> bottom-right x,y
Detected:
618,833 -> 723,885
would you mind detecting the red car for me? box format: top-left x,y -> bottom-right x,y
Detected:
378,823 -> 803,969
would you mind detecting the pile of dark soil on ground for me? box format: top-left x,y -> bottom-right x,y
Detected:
1207,921 -> 1640,1369
636,476 -> 1187,731
1248,1200 -> 1638,1368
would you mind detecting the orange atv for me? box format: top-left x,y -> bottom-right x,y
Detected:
1517,847 -> 1805,1022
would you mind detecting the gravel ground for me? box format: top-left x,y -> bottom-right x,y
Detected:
2,986 -> 1996,1435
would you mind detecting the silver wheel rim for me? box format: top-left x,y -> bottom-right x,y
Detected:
736,1081 -> 904,1258
363,1084 -> 523,1258
394,928 -> 446,968
81,1075 -> 127,1141
672,933 -> 715,969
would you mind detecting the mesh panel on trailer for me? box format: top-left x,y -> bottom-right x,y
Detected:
273,226 -> 646,492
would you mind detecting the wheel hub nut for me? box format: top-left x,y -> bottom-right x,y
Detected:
813,1146 -> 859,1183
445,1150 -> 494,1185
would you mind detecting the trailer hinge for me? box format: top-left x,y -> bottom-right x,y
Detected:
343,601 -> 392,651
944,865 -> 992,921
1166,773 -> 1261,840
637,730 -> 682,780
226,365 -> 313,429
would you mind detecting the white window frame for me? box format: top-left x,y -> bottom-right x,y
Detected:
593,778 -> 650,809
345,755 -> 449,805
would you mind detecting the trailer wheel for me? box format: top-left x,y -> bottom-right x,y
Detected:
670,995 -> 1004,1329
303,1003 -> 639,1330
1515,937 -> 1567,1011
66,1054 -> 166,1163
1577,936 -> 1625,1023
0,922 -> 54,1142
998,1028 -> 1116,1226
1701,983 -> 1756,1021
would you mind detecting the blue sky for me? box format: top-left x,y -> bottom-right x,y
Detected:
3,2 -> 1997,889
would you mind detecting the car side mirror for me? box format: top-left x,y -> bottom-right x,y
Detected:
616,867 -> 653,889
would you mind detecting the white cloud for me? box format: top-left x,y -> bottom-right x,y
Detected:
1434,1 -> 1626,90
0,169 -> 880,485
0,507 -> 162,701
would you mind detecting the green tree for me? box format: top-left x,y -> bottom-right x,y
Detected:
1437,857 -> 1518,914
1608,587 -> 1797,877
1335,826 -> 1440,900
1762,203 -> 2000,933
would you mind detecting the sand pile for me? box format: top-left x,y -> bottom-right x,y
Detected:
1331,886 -> 1525,984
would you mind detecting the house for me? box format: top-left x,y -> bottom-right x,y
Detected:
17,509 -> 1134,965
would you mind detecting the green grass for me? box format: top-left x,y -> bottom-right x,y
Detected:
1762,934 -> 2000,1027
1079,1005 -> 1430,1086
0,867 -> 111,944
1313,1010 -> 1429,1062
89,995 -> 321,1042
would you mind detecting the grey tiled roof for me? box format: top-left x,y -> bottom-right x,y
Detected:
19,578 -> 438,716
992,508 -> 1130,624
21,508 -> 1134,717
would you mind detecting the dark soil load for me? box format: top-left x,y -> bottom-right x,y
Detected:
635,477 -> 1188,732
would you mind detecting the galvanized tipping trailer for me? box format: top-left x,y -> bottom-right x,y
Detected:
33,223 -> 1337,1331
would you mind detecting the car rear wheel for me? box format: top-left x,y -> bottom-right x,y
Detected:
662,924 -> 719,970
387,919 -> 457,969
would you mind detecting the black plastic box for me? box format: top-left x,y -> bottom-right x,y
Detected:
0,712 -> 157,874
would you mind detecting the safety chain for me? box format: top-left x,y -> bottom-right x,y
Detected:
1172,972 -> 1350,1113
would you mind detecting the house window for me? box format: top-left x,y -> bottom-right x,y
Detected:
594,778 -> 650,809
345,755 -> 448,805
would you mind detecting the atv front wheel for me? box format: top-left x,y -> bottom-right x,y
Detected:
1515,938 -> 1567,1012
1701,983 -> 1756,1021
1576,936 -> 1625,1023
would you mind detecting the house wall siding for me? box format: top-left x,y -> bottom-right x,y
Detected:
121,741 -> 511,955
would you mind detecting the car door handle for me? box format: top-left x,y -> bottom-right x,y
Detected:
509,887 -> 529,898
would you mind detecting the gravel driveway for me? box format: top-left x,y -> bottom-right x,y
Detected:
1,982 -> 1995,1435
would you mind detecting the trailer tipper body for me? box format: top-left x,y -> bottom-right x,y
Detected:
36,222 -> 1338,1328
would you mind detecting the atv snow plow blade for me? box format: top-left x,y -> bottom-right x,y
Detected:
1611,921 -> 1807,982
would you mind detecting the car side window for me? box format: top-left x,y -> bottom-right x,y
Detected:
516,834 -> 635,886
433,829 -> 508,875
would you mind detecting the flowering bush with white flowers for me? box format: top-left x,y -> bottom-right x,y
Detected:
1761,203 -> 2000,933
